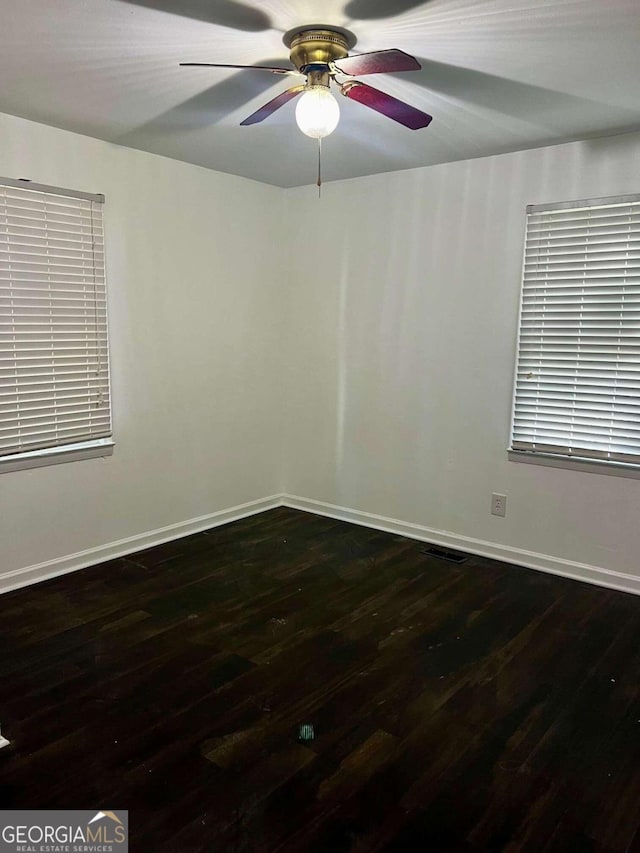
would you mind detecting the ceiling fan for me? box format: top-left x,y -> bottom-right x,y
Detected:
180,25 -> 433,140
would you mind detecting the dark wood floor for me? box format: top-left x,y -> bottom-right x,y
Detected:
1,507 -> 639,852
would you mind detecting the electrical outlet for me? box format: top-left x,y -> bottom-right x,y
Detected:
491,493 -> 507,517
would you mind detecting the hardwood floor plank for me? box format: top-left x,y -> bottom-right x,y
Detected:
0,507 -> 638,852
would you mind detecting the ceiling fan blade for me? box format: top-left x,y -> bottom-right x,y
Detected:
180,62 -> 298,76
341,81 -> 432,129
240,85 -> 306,126
333,49 -> 420,77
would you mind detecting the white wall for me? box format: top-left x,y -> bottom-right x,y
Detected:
283,131 -> 640,583
2,111 -> 639,593
0,112 -> 286,580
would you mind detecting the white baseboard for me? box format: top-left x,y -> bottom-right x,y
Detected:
0,495 -> 282,596
4,491 -> 639,599
282,494 -> 640,597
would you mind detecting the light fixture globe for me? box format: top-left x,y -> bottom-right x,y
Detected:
295,86 -> 340,138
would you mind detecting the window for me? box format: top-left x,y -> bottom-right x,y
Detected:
0,178 -> 112,472
510,193 -> 640,469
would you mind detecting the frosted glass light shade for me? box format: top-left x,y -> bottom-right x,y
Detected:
295,87 -> 340,138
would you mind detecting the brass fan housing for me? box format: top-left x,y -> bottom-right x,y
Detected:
283,26 -> 357,73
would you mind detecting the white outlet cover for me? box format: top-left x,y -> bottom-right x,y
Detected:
491,493 -> 507,517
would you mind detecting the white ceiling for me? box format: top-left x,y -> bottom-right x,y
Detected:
1,0 -> 639,187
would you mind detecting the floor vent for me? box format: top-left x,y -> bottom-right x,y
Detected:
420,545 -> 469,564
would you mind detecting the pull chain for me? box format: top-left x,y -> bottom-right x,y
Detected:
317,137 -> 322,198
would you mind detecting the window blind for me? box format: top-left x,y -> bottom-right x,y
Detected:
511,194 -> 640,465
0,180 -> 111,458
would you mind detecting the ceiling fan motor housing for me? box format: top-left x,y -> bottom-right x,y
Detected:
286,29 -> 351,74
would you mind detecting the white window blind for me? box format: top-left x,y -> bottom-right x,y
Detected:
511,193 -> 640,465
0,179 -> 112,459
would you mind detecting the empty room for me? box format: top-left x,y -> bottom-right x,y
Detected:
1,0 -> 639,850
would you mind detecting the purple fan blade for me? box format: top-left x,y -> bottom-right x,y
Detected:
180,63 -> 296,75
333,49 -> 420,77
240,85 -> 305,125
341,81 -> 432,129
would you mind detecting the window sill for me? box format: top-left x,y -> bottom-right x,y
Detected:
0,438 -> 114,474
508,449 -> 640,480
